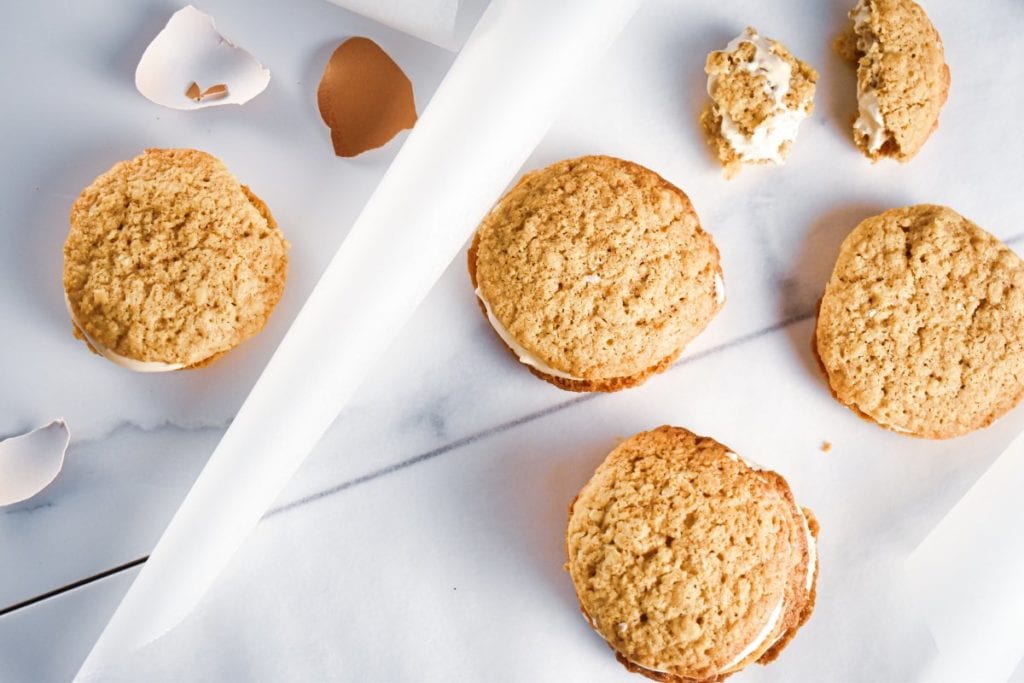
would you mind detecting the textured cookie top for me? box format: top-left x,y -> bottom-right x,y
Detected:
64,148 -> 288,367
701,27 -> 817,175
473,156 -> 721,383
839,0 -> 949,161
817,206 -> 1024,438
566,427 -> 808,680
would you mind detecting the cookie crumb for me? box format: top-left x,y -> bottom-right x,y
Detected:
820,441 -> 832,453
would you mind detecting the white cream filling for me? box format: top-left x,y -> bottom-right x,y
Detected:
474,288 -> 584,381
478,271 -> 722,382
724,450 -> 763,470
850,0 -> 888,153
716,504 -> 815,672
722,598 -> 785,672
719,108 -> 807,164
64,295 -> 184,372
708,28 -> 812,164
851,0 -> 872,28
853,79 -> 886,153
796,506 -> 818,592
882,421 -> 912,434
714,272 -> 726,306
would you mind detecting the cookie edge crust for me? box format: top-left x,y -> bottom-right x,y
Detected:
813,302 -> 1024,440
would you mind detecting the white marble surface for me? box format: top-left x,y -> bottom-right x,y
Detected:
2,0 -> 1024,680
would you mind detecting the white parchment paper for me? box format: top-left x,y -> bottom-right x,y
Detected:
907,432 -> 1024,682
324,0 -> 462,50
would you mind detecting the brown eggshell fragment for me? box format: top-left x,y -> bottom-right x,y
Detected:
317,37 -> 417,157
186,82 -> 229,102
201,84 -> 229,100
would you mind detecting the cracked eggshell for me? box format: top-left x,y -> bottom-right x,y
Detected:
135,5 -> 270,110
0,419 -> 70,507
317,37 -> 417,157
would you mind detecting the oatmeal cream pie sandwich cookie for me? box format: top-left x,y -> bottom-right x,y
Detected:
834,0 -> 950,162
468,156 -> 724,393
701,27 -> 817,178
815,205 -> 1024,438
63,148 -> 289,371
566,426 -> 818,682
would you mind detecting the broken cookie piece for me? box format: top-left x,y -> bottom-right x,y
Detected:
701,27 -> 817,178
836,0 -> 950,162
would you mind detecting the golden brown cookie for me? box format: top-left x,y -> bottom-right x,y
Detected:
835,0 -> 949,162
566,427 -> 818,683
701,27 -> 817,178
468,156 -> 724,393
816,205 -> 1024,438
63,148 -> 289,371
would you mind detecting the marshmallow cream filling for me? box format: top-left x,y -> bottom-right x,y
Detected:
474,288 -> 583,381
851,0 -> 888,153
725,449 -> 762,469
64,295 -> 184,372
476,274 -> 724,382
854,84 -> 887,153
797,506 -> 817,592
722,598 -> 785,671
709,29 -> 812,164
627,593 -> 786,676
715,507 -> 816,673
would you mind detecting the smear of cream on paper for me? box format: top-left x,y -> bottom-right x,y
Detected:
0,419 -> 70,507
135,6 -> 270,110
317,37 -> 417,157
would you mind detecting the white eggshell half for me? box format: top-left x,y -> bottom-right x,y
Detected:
0,419 -> 71,507
135,5 -> 270,110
